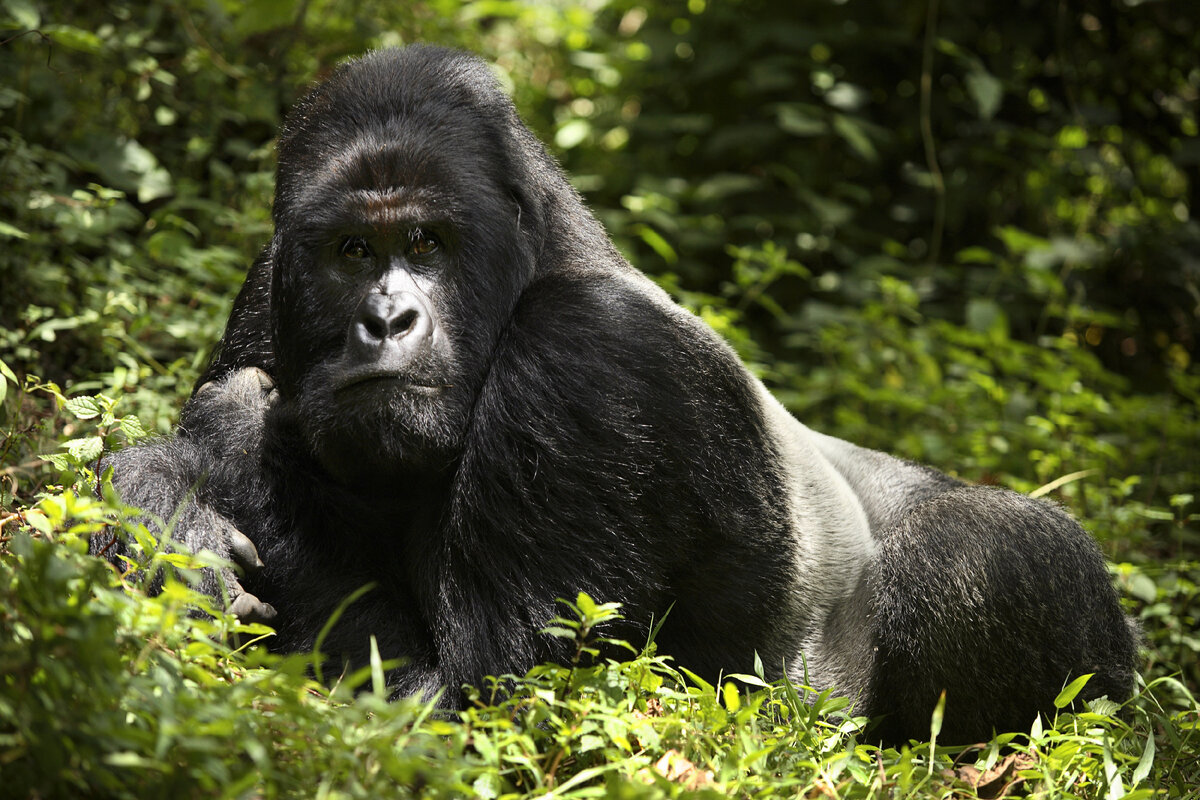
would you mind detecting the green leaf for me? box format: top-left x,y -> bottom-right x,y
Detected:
965,298 -> 1009,338
118,139 -> 173,202
472,771 -> 501,799
1125,572 -> 1158,603
832,114 -> 877,162
555,118 -> 591,150
312,583 -> 377,684
104,752 -> 165,769
23,509 -> 52,535
965,67 -> 1003,120
575,590 -> 597,617
955,246 -> 996,264
66,436 -> 104,463
632,223 -> 678,265
0,220 -> 29,240
776,104 -> 827,136
1056,125 -> 1089,150
540,625 -> 576,640
369,635 -> 385,698
119,415 -> 148,441
929,689 -> 946,739
723,672 -> 769,689
64,395 -> 103,420
1131,729 -> 1155,785
5,0 -> 40,28
0,357 -> 14,406
723,681 -> 741,712
43,24 -> 102,54
1054,673 -> 1093,709
40,452 -> 71,471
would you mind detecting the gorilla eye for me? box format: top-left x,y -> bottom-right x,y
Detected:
408,230 -> 440,257
340,237 -> 371,260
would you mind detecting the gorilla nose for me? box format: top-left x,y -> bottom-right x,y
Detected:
350,291 -> 434,359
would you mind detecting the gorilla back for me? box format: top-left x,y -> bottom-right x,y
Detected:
102,45 -> 1136,744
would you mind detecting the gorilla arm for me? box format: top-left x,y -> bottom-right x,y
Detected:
91,368 -> 279,624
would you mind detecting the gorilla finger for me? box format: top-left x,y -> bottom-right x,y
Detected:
228,527 -> 265,573
229,590 -> 278,625
250,367 -> 275,392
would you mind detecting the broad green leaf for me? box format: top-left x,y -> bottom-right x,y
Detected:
119,415 -> 148,441
66,436 -> 104,463
1125,572 -> 1158,603
1054,673 -> 1093,709
43,24 -> 102,54
64,395 -> 103,420
5,0 -> 39,28
23,509 -> 52,536
472,771 -> 500,799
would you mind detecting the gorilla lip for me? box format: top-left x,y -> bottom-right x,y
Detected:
336,372 -> 443,394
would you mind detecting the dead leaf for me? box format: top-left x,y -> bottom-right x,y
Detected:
636,749 -> 714,790
949,752 -> 1034,798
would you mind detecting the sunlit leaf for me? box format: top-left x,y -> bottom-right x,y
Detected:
1054,673 -> 1093,709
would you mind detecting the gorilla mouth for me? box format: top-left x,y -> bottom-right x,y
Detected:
335,372 -> 445,394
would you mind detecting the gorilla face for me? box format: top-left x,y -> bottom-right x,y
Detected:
266,54 -> 538,484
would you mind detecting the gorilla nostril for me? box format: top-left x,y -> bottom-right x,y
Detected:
391,307 -> 420,336
361,314 -> 389,342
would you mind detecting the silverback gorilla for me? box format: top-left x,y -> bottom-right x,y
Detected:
94,45 -> 1137,744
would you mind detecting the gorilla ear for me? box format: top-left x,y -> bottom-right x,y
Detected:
508,179 -> 547,258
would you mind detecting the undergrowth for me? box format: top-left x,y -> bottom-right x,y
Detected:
1,481 -> 1197,799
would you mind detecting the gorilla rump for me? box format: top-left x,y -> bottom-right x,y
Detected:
97,46 -> 1137,744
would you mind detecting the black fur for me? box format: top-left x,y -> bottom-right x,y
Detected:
96,46 -> 1137,743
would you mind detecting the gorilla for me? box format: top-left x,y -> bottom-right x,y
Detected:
94,45 -> 1137,744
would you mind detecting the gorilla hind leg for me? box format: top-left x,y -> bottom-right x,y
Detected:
863,486 -> 1137,745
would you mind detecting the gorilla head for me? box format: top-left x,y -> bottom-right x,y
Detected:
264,48 -> 549,482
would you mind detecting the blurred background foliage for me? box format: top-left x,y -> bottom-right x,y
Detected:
1,0 -> 1197,693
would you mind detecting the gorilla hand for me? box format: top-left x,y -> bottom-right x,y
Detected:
93,366 -> 279,625
182,366 -> 279,459
205,507 -> 277,626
